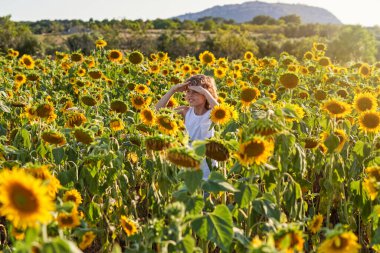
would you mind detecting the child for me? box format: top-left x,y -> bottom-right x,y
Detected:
155,74 -> 218,179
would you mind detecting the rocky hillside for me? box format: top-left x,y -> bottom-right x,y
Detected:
175,1 -> 341,24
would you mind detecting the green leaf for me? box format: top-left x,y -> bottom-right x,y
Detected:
324,133 -> 339,153
52,147 -> 65,164
20,128 -> 31,149
42,238 -> 81,253
192,140 -> 207,157
179,169 -> 203,194
353,140 -> 365,156
191,205 -> 233,252
234,183 -> 259,208
88,202 -> 102,222
202,172 -> 238,193
178,234 -> 195,253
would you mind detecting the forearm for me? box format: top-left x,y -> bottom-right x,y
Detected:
203,90 -> 219,108
155,89 -> 175,110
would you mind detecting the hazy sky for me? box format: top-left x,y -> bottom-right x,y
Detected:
1,0 -> 380,26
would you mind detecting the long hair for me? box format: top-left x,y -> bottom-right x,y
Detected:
186,74 -> 218,109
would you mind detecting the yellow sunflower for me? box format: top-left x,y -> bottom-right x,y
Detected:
318,57 -> 331,67
88,69 -> 103,80
156,115 -> 178,135
120,215 -> 138,236
358,111 -> 380,133
275,230 -> 304,253
282,103 -> 305,122
309,214 -> 323,234
321,99 -> 351,118
57,209 -> 81,229
358,63 -> 371,78
79,231 -> 96,250
166,147 -> 201,168
41,130 -> 66,146
65,112 -> 87,128
95,39 -> 107,49
181,64 -> 192,74
140,108 -> 155,126
320,129 -> 348,153
19,54 -> 35,69
313,42 -> 327,52
71,52 -> 84,63
353,93 -> 377,112
135,84 -> 150,94
235,136 -> 274,166
128,51 -> 144,64
110,118 -> 125,131
244,51 -> 254,61
108,49 -> 123,62
14,73 -> 27,85
130,94 -> 152,110
279,72 -> 299,89
318,231 -> 361,253
210,104 -> 237,125
199,51 -> 215,66
240,87 -> 260,107
73,128 -> 95,145
0,169 -> 54,228
63,189 -> 82,206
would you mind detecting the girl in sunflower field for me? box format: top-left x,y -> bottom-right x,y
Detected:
155,74 -> 219,179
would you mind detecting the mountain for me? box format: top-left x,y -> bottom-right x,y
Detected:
175,1 -> 341,24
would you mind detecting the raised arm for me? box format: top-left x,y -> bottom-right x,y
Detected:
155,82 -> 188,111
188,85 -> 219,109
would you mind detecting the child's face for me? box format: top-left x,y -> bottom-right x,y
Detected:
185,89 -> 206,107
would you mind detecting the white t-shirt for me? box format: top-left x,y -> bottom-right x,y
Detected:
185,107 -> 215,179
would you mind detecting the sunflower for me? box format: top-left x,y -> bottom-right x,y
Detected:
279,72 -> 299,89
364,178 -> 378,200
157,51 -> 168,62
145,135 -> 172,151
19,55 -> 35,69
79,231 -> 96,250
166,147 -> 201,168
251,119 -> 281,136
318,231 -> 361,253
244,51 -> 254,61
120,216 -> 138,236
110,100 -> 128,113
95,39 -> 107,49
318,57 -> 331,67
81,95 -> 97,106
235,136 -> 274,166
210,104 -> 237,125
199,51 -> 215,66
128,51 -> 144,64
358,63 -> 371,78
110,118 -> 124,132
135,84 -> 150,94
167,97 -> 178,108
156,115 -> 178,135
309,214 -> 323,233
108,49 -> 123,62
304,137 -> 319,149
205,139 -> 230,161
70,52 -> 84,63
321,99 -> 351,118
63,189 -> 82,206
181,64 -> 192,74
353,93 -> 377,112
77,67 -> 86,77
358,111 -> 380,133
130,94 -> 152,110
140,108 -> 155,126
14,73 -> 27,85
282,103 -> 305,122
303,51 -> 314,60
313,42 -> 327,52
275,230 -> 304,253
240,87 -> 260,107
88,69 -> 103,80
57,209 -> 80,229
41,131 -> 66,146
65,112 -> 87,128
0,169 -> 54,228
320,129 -> 347,153
315,90 -> 327,101
73,128 -> 95,145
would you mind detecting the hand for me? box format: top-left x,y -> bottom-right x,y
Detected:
187,85 -> 206,95
170,82 -> 188,93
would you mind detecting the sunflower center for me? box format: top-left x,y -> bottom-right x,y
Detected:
362,114 -> 380,128
23,58 -> 32,66
134,97 -> 144,105
10,183 -> 39,214
123,221 -> 133,232
360,67 -> 370,76
143,111 -> 153,121
203,54 -> 213,64
110,51 -> 121,59
214,109 -> 226,119
332,236 -> 349,249
241,89 -> 257,102
245,141 -> 265,157
357,97 -> 373,111
326,102 -> 345,114
66,195 -> 78,202
158,117 -> 173,130
60,215 -> 74,225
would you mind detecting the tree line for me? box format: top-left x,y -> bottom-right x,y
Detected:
0,15 -> 379,63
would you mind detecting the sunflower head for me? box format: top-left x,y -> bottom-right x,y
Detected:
65,112 -> 87,128
240,86 -> 260,106
318,57 -> 331,67
279,72 -> 299,89
210,103 -> 237,125
358,111 -> 380,133
353,93 -> 377,112
81,95 -> 98,106
110,100 -> 128,113
205,139 -> 230,161
63,189 -> 82,206
96,39 -> 107,49
318,231 -> 360,253
140,108 -> 155,126
57,209 -> 80,229
166,147 -> 201,168
70,53 -> 84,63
321,99 -> 351,118
156,114 -> 179,135
73,128 -> 95,145
274,229 -> 304,253
304,137 -> 319,149
128,51 -> 144,64
120,216 -> 138,236
41,130 -> 66,146
108,49 -> 123,62
235,136 -> 274,166
88,69 -> 103,80
199,51 -> 215,66
145,135 -> 172,151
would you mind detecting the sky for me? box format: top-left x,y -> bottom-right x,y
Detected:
1,0 -> 380,27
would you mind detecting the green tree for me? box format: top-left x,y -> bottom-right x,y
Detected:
279,15 -> 301,25
251,15 -> 279,25
328,25 -> 377,63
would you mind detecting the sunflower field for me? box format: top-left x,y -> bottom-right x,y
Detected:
0,41 -> 380,253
